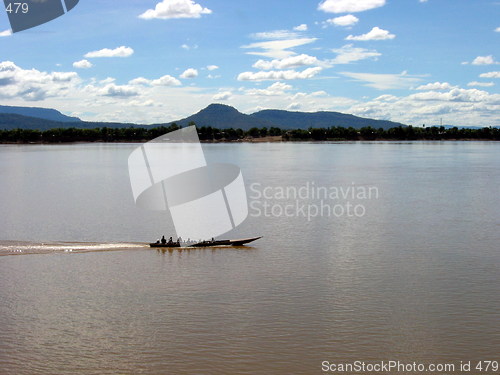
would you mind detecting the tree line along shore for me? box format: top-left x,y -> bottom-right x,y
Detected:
0,124 -> 499,143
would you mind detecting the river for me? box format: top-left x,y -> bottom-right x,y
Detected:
0,141 -> 498,374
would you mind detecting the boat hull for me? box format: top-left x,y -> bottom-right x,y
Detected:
149,242 -> 180,248
189,236 -> 262,247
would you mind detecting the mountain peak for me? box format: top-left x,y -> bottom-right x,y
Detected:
176,103 -> 275,129
203,103 -> 239,113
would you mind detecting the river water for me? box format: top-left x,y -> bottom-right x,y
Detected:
0,142 -> 498,374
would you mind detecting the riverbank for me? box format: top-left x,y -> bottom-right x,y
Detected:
1,125 -> 499,143
1,138 -> 499,144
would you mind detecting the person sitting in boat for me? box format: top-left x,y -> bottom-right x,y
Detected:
168,236 -> 173,244
161,235 -> 166,244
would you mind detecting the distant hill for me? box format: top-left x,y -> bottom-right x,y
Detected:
0,105 -> 82,123
0,103 -> 408,131
0,113 -> 139,131
250,109 -> 405,130
173,103 -> 406,130
0,113 -> 71,131
175,103 -> 276,129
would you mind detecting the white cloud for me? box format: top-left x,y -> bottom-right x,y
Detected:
480,71 -> 500,78
318,0 -> 385,13
84,46 -> 134,58
253,54 -> 320,70
467,81 -> 494,87
347,87 -> 500,126
213,91 -> 232,100
139,0 -> 212,19
127,100 -> 157,107
250,30 -> 300,40
409,88 -> 498,103
207,65 -> 219,71
341,71 -> 423,90
152,75 -> 182,86
346,27 -> 395,41
287,102 -> 301,110
326,15 -> 359,27
51,72 -> 76,82
237,67 -> 322,81
0,62 -> 206,124
331,44 -> 380,64
0,29 -> 12,37
471,55 -> 498,65
129,75 -> 181,86
181,43 -> 198,50
99,77 -> 115,85
415,82 -> 456,91
180,68 -> 198,78
99,84 -> 139,98
246,82 -> 293,96
129,77 -> 150,85
72,59 -> 93,69
495,27 -> 500,32
0,61 -> 80,101
241,38 -> 318,59
374,94 -> 399,102
294,24 -> 308,31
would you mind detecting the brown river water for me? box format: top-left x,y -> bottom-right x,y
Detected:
0,142 -> 498,374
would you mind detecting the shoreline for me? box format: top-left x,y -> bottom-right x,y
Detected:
2,125 -> 498,143
0,137 -> 498,144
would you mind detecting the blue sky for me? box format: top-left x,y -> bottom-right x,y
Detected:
0,0 -> 499,126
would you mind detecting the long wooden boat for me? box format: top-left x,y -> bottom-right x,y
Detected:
149,236 -> 261,248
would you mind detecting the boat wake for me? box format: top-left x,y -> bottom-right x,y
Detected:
0,241 -> 146,256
